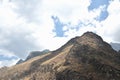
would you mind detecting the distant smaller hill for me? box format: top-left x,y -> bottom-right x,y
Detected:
16,59 -> 24,64
25,49 -> 50,61
16,49 -> 50,64
110,42 -> 120,51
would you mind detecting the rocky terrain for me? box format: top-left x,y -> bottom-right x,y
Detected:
0,32 -> 120,80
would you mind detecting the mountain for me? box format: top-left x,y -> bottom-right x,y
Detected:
0,32 -> 120,80
16,59 -> 24,64
25,49 -> 50,61
16,49 -> 50,64
110,42 -> 120,51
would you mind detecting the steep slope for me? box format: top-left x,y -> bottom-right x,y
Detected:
0,32 -> 120,80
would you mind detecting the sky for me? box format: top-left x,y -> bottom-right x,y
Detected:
0,0 -> 120,67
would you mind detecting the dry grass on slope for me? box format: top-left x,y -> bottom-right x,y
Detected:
0,52 -> 51,79
42,45 -> 73,65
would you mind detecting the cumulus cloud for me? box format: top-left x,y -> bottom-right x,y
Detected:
63,0 -> 120,43
0,58 -> 18,67
12,0 -> 42,23
96,0 -> 120,42
0,49 -> 16,58
0,49 -> 19,67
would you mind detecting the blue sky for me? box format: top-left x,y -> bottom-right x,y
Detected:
0,0 -> 120,67
88,0 -> 110,21
52,16 -> 65,37
0,55 -> 17,60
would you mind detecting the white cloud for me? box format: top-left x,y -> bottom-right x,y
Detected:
7,0 -> 93,51
28,0 -> 91,22
0,49 -> 18,67
0,59 -> 18,67
0,49 -> 15,58
63,0 -> 120,43
96,0 -> 120,42
0,0 -> 17,26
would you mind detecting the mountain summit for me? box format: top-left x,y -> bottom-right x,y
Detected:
0,32 -> 120,80
56,32 -> 120,80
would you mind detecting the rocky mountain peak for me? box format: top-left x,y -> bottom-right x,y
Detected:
56,32 -> 116,68
81,32 -> 103,41
67,32 -> 112,51
59,32 -> 113,54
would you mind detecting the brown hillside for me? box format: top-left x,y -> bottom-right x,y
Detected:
0,32 -> 120,80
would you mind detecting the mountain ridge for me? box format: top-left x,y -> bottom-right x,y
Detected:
0,32 -> 120,80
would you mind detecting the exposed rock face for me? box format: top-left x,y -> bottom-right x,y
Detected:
0,32 -> 120,80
